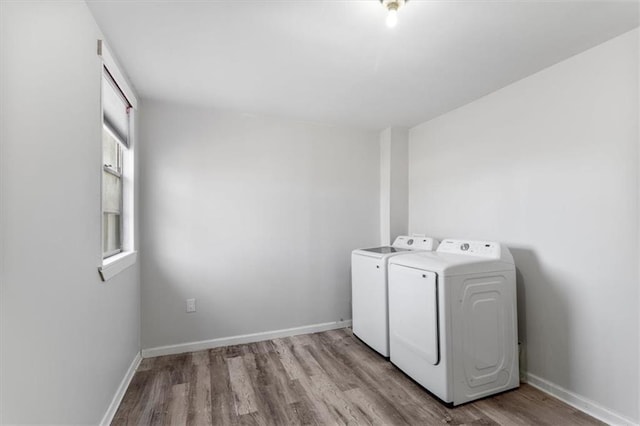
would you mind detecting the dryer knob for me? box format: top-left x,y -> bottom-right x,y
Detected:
460,243 -> 470,251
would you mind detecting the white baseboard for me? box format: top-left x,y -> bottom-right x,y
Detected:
141,319 -> 353,358
100,351 -> 142,426
525,372 -> 638,426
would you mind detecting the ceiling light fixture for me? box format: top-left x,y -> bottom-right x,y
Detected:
380,0 -> 407,28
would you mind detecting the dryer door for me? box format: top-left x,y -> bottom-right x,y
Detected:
389,265 -> 439,365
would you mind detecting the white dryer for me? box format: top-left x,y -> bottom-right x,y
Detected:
388,239 -> 519,405
352,236 -> 439,357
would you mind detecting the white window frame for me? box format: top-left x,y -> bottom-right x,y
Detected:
98,40 -> 138,281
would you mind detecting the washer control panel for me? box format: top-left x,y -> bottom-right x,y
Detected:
437,239 -> 501,258
393,235 -> 439,251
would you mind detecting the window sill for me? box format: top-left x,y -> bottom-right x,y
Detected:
99,251 -> 137,282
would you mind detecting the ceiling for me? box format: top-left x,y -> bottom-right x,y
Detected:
87,0 -> 639,130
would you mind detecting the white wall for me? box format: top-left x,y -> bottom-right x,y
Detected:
379,128 -> 409,245
0,1 -> 140,423
139,100 -> 379,349
380,130 -> 392,245
389,129 -> 409,242
409,29 -> 639,422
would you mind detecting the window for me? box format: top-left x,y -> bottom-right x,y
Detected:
102,124 -> 123,257
97,40 -> 138,281
101,69 -> 131,259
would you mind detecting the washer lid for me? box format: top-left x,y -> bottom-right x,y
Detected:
352,246 -> 410,259
353,236 -> 439,259
361,246 -> 410,254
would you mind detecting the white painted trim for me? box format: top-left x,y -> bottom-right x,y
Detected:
99,251 -> 137,281
525,372 -> 638,426
142,320 -> 352,358
97,40 -> 138,109
100,352 -> 142,426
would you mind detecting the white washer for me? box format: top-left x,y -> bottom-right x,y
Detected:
352,236 -> 439,357
388,239 -> 519,405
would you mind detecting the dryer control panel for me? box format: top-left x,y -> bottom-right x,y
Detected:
393,236 -> 439,251
437,239 -> 502,259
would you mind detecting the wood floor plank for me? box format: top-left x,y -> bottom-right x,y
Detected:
305,332 -> 360,391
237,411 -> 269,426
112,369 -> 154,425
164,383 -> 189,426
271,338 -> 306,380
114,328 -> 605,426
323,330 -> 445,425
165,353 -> 191,386
136,357 -> 156,372
262,351 -> 301,405
210,351 -> 239,425
295,373 -> 357,425
288,401 -> 319,426
227,356 -> 259,416
343,387 -> 397,425
289,340 -> 324,377
476,384 -> 603,426
287,379 -> 323,425
242,352 -> 296,425
186,363 -> 212,424
223,344 -> 248,359
191,350 -> 210,366
138,369 -> 170,425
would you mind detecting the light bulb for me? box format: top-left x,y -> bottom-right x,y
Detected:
386,8 -> 398,28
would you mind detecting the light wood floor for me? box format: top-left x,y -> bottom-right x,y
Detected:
114,328 -> 602,425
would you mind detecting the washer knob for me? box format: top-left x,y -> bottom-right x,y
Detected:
460,243 -> 470,251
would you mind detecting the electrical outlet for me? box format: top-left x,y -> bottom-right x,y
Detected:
186,298 -> 196,313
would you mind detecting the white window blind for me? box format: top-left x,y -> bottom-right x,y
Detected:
102,69 -> 131,147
